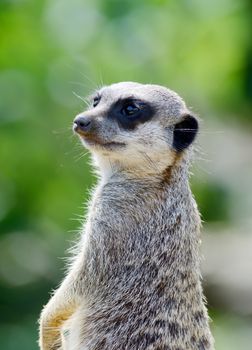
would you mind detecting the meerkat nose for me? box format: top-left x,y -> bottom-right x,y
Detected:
73,115 -> 92,134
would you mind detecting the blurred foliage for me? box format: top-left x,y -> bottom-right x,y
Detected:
192,179 -> 231,223
0,0 -> 252,349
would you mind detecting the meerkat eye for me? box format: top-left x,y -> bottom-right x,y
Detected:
93,95 -> 101,108
121,103 -> 140,117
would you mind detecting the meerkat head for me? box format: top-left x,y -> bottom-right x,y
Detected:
73,82 -> 198,178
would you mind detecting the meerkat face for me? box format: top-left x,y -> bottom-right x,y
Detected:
73,82 -> 198,176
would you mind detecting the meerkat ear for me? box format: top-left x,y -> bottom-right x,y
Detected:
173,114 -> 198,152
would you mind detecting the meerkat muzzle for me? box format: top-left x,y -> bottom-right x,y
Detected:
73,114 -> 93,135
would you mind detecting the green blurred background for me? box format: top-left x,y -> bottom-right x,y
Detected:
0,0 -> 252,349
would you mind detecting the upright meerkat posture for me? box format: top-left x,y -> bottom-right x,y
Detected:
39,82 -> 214,350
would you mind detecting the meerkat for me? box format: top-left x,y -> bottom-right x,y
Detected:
39,82 -> 214,350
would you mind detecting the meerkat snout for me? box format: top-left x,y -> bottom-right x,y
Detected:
73,115 -> 93,134
73,82 -> 198,175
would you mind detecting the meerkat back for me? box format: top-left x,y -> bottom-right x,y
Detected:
39,82 -> 214,350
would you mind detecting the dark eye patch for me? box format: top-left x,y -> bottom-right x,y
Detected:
108,97 -> 155,130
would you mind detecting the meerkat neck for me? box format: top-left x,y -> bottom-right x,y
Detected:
93,152 -> 191,188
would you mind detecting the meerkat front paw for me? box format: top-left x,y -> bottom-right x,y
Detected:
39,311 -> 62,350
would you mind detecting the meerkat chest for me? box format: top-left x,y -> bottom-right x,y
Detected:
81,181 -> 196,292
